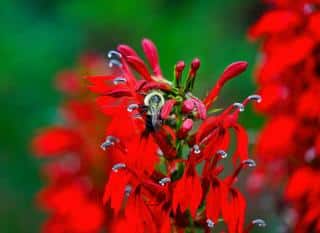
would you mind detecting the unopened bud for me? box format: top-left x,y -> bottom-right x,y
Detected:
177,119 -> 193,138
174,61 -> 185,87
182,99 -> 195,113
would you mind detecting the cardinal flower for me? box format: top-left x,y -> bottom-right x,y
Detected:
32,55 -> 109,233
88,38 -> 265,232
250,1 -> 320,232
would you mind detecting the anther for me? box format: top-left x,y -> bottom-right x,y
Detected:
230,159 -> 256,185
100,136 -> 119,150
127,103 -> 139,112
107,50 -> 122,59
242,159 -> 256,168
233,102 -> 245,112
252,219 -> 266,228
248,94 -> 262,103
107,50 -> 123,68
108,59 -> 122,68
216,149 -> 228,158
124,185 -> 132,197
113,77 -> 127,85
193,144 -> 201,154
206,219 -> 215,228
245,218 -> 267,233
159,177 -> 171,186
112,163 -> 126,172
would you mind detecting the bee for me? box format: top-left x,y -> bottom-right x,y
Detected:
143,91 -> 165,132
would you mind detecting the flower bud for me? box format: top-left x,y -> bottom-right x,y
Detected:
174,61 -> 185,87
178,119 -> 193,138
182,99 -> 195,113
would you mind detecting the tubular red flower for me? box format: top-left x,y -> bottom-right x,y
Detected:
250,2 -> 320,232
203,61 -> 248,109
90,38 -> 260,232
34,39 -> 261,232
32,57 -> 109,232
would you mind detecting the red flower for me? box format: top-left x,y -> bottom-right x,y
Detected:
250,2 -> 320,232
89,38 -> 264,232
285,167 -> 320,233
32,127 -> 81,157
32,56 -> 109,232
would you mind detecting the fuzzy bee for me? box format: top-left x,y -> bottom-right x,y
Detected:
143,91 -> 165,132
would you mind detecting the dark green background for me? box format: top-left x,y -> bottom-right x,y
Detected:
0,0 -> 274,232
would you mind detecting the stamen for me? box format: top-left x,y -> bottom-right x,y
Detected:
127,103 -> 139,112
233,102 -> 245,112
113,77 -> 127,85
206,219 -> 215,228
242,159 -> 256,168
247,94 -> 262,103
216,149 -> 228,158
107,50 -> 123,68
108,59 -> 122,68
112,163 -> 126,172
193,144 -> 201,154
100,136 -> 119,150
107,50 -> 122,59
229,159 -> 256,185
245,218 -> 266,233
159,177 -> 171,186
252,219 -> 266,228
124,185 -> 132,197
241,94 -> 262,109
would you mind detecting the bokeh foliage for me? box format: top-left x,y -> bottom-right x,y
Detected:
0,0 -> 267,232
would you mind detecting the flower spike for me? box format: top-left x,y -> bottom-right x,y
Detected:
33,39 -> 257,233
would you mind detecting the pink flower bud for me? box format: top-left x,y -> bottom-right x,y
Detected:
191,58 -> 201,71
178,119 -> 193,138
182,99 -> 195,113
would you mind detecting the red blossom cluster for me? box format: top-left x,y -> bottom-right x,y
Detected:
249,1 -> 320,232
32,55 -> 111,232
86,38 -> 265,233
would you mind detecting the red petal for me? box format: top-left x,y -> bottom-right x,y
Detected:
204,61 -> 248,109
248,10 -> 301,39
126,56 -> 153,81
232,124 -> 249,165
285,167 -> 314,201
142,38 -> 162,76
32,127 -> 80,157
117,44 -> 139,57
189,174 -> 203,217
308,13 -> 320,40
103,170 -> 129,214
206,182 -> 221,222
160,99 -> 177,120
258,35 -> 314,80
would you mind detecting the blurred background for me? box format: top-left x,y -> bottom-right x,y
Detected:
0,0 -> 270,232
